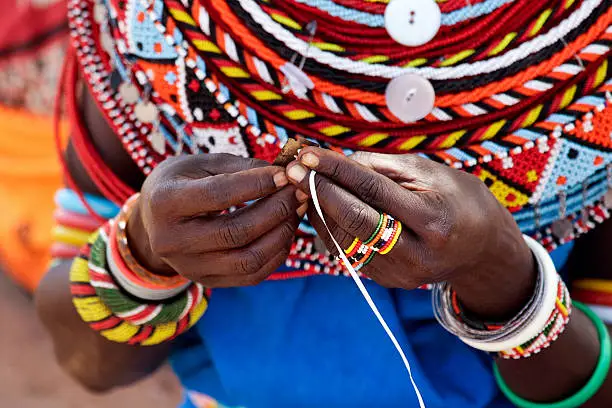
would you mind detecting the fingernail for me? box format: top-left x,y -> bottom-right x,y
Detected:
295,189 -> 309,202
273,172 -> 288,188
301,152 -> 319,168
287,163 -> 307,183
297,202 -> 308,217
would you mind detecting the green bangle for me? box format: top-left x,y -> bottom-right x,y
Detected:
493,301 -> 611,408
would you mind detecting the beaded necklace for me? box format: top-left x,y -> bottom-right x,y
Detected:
65,0 -> 612,282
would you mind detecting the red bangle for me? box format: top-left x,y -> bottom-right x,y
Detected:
50,242 -> 81,259
54,208 -> 104,232
571,288 -> 612,307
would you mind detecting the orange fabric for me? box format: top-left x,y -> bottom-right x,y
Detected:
0,107 -> 67,291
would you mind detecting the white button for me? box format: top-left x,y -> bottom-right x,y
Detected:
384,0 -> 441,47
385,74 -> 435,123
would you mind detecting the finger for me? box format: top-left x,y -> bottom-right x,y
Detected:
306,206 -> 351,257
158,153 -> 272,180
289,167 -> 382,245
201,250 -> 290,288
288,148 -> 441,237
159,166 -> 289,217
172,219 -> 296,282
176,186 -> 301,252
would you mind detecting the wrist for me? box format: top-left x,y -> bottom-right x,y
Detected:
125,198 -> 177,277
450,234 -> 537,322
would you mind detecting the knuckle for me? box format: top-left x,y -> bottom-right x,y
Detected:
357,178 -> 382,203
279,222 -> 297,243
342,202 -> 370,233
274,197 -> 293,219
202,176 -> 231,205
240,248 -> 267,276
424,195 -> 455,249
216,219 -> 248,248
147,181 -> 176,216
148,232 -> 176,258
328,160 -> 343,180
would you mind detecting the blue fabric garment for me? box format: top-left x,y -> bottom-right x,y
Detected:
170,243 -> 574,408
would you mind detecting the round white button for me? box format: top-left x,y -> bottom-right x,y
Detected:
385,74 -> 435,123
384,0 -> 441,47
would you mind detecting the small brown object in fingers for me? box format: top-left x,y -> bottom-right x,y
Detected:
273,138 -> 302,166
274,137 -> 320,167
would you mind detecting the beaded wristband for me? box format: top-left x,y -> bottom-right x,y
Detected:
499,280 -> 571,359
434,235 -> 571,357
494,302 -> 611,408
70,232 -> 209,345
90,226 -> 202,326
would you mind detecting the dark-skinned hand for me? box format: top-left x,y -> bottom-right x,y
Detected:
126,153 -> 308,288
286,147 -> 536,319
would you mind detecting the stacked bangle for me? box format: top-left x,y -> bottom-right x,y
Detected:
69,193 -> 208,345
70,229 -> 208,345
572,279 -> 612,324
114,194 -> 189,289
51,188 -> 108,262
494,302 -> 611,408
433,235 -> 572,358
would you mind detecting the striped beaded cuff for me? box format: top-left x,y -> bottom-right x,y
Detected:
70,227 -> 209,345
499,279 -> 571,359
434,235 -> 572,359
572,279 -> 612,324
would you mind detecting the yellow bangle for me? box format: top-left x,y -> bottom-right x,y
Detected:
52,225 -> 91,246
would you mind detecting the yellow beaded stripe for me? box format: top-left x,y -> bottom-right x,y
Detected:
69,232 -> 208,345
379,221 -> 402,255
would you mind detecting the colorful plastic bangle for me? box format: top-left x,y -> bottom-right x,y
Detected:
55,188 -> 120,219
52,225 -> 93,247
70,233 -> 209,346
50,242 -> 82,259
114,194 -> 189,289
493,301 -> 611,408
54,208 -> 103,232
89,230 -> 198,325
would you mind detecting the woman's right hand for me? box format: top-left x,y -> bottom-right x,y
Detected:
127,153 -> 307,288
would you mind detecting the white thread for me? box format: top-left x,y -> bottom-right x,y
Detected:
308,171 -> 426,408
238,0 -> 601,80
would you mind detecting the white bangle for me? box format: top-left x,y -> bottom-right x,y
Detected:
458,235 -> 560,352
103,228 -> 190,301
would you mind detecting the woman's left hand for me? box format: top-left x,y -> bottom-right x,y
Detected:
286,147 -> 536,319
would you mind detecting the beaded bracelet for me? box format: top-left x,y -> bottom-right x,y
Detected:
433,235 -> 572,357
70,232 -> 209,345
494,302 -> 611,408
90,226 -> 203,326
343,213 -> 403,270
